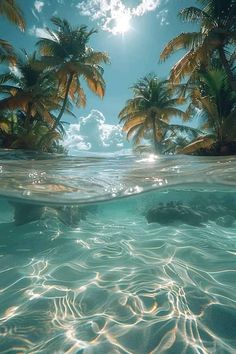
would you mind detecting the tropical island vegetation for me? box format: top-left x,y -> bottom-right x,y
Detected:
0,1 -> 109,153
0,0 -> 236,155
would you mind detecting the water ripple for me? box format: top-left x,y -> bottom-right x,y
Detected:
0,151 -> 236,205
0,193 -> 235,353
0,152 -> 236,352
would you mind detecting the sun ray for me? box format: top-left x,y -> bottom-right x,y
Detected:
113,11 -> 131,35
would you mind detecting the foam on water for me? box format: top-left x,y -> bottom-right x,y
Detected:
0,150 -> 235,353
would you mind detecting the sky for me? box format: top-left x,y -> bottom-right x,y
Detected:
1,0 -> 198,153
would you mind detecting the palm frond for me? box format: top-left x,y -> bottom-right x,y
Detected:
169,44 -> 210,83
125,123 -> 143,141
123,116 -> 146,132
0,38 -> 16,64
168,124 -> 202,138
84,49 -> 110,65
132,125 -> 147,146
0,0 -> 25,30
179,7 -> 214,25
161,107 -> 188,121
160,32 -> 203,61
181,136 -> 215,154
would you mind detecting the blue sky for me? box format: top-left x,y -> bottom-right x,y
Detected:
1,0 -> 198,152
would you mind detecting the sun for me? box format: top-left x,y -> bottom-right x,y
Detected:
113,12 -> 131,35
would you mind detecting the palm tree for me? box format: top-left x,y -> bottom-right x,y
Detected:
182,67 -> 236,155
0,0 -> 25,63
119,74 -> 192,154
160,0 -> 236,91
36,17 -> 109,129
159,126 -> 201,154
0,51 -> 61,130
133,130 -> 200,155
0,110 -> 62,151
10,118 -> 62,151
163,135 -> 191,154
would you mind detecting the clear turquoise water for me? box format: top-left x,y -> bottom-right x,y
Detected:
0,150 -> 235,353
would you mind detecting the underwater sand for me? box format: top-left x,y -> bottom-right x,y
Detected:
0,151 -> 235,353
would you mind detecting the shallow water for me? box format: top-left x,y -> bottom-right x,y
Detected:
0,150 -> 236,353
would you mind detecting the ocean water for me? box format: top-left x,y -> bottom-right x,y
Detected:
0,150 -> 236,354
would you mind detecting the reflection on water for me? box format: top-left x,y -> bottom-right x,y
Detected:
0,149 -> 236,205
0,151 -> 236,353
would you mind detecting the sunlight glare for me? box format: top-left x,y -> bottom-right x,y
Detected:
113,12 -> 131,35
137,154 -> 159,163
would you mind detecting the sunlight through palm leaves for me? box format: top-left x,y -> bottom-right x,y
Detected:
160,0 -> 236,91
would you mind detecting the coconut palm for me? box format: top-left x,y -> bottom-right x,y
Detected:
160,0 -> 236,91
37,17 -> 109,129
0,51 -> 62,130
0,109 -> 64,152
133,130 -> 199,155
0,0 -> 25,63
182,67 -> 236,155
10,119 -> 62,151
118,74 -> 194,154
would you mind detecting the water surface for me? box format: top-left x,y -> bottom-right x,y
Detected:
0,150 -> 235,353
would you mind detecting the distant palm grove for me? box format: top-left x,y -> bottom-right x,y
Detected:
0,0 -> 236,155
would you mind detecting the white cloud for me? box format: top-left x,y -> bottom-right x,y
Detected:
132,0 -> 161,16
29,25 -> 53,39
34,0 -> 44,12
156,8 -> 169,25
77,0 -> 164,34
64,110 -> 127,154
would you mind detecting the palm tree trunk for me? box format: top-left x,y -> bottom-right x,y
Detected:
53,72 -> 73,130
218,47 -> 236,92
10,114 -> 14,135
25,103 -> 32,133
152,117 -> 159,154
